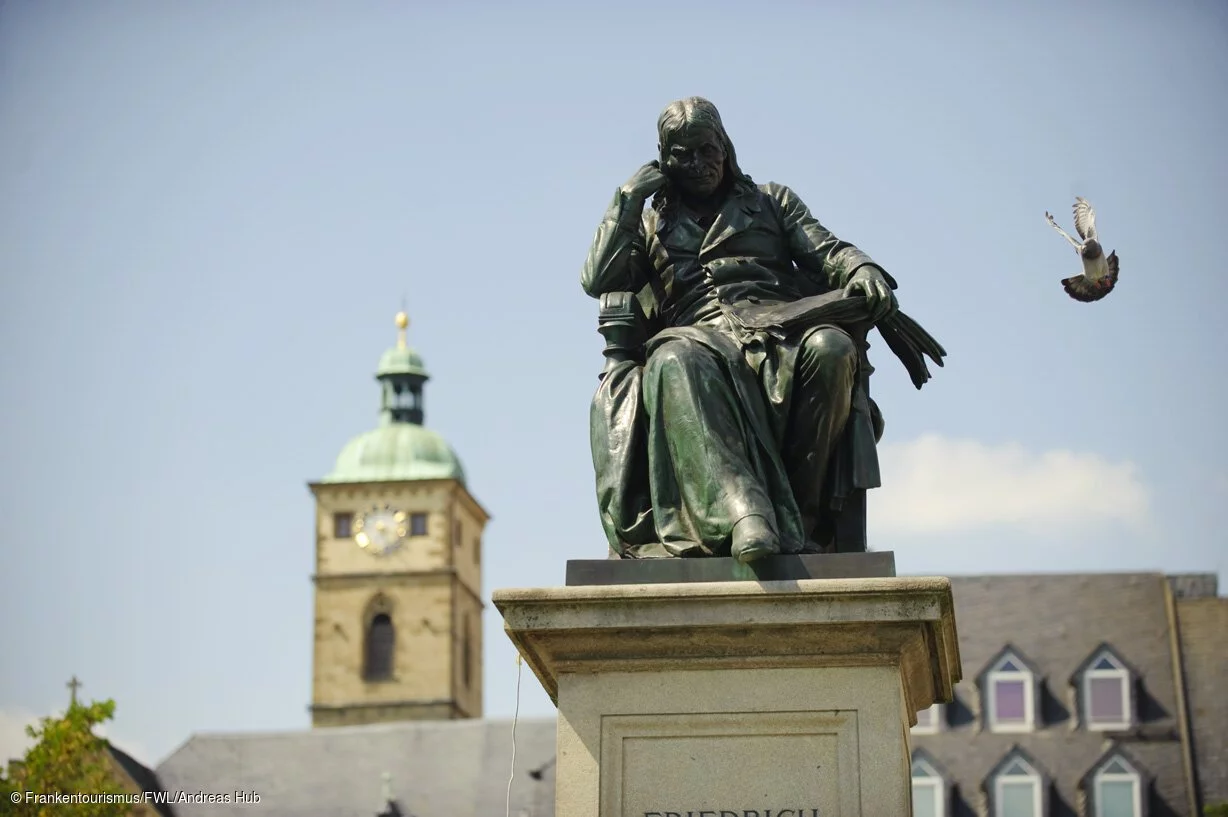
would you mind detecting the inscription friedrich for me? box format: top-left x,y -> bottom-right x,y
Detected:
644,810 -> 820,816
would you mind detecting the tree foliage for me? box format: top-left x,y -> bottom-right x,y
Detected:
0,699 -> 130,817
1205,802 -> 1228,817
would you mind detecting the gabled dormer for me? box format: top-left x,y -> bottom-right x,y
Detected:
911,701 -> 945,735
910,747 -> 951,817
983,746 -> 1049,817
1079,746 -> 1149,817
1071,644 -> 1136,732
976,645 -> 1042,733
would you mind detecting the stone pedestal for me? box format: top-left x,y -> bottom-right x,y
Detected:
493,566 -> 961,817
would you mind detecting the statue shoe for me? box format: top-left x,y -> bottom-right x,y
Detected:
731,515 -> 780,564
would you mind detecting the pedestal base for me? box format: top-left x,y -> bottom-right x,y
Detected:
565,551 -> 896,586
494,576 -> 962,817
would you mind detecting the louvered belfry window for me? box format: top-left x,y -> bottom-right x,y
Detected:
364,613 -> 395,681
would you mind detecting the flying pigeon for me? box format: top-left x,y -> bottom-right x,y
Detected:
1045,197 -> 1119,302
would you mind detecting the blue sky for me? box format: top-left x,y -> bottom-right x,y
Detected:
1,0 -> 1224,766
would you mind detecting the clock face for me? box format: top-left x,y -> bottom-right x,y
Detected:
353,505 -> 409,556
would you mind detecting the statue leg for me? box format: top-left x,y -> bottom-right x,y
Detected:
642,336 -> 780,556
784,327 -> 858,542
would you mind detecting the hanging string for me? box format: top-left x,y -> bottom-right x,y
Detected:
505,653 -> 523,817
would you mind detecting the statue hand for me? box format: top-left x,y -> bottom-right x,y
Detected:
842,265 -> 898,322
620,161 -> 668,199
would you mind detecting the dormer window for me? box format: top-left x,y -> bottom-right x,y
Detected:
981,648 -> 1038,733
1075,646 -> 1134,731
986,749 -> 1047,817
1082,750 -> 1147,817
1093,757 -> 1142,816
910,750 -> 948,817
912,703 -> 943,735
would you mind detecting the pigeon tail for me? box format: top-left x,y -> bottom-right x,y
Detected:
1061,251 -> 1119,302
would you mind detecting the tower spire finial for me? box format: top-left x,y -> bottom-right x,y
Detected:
394,309 -> 408,350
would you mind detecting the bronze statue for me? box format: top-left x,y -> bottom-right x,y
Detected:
583,97 -> 945,563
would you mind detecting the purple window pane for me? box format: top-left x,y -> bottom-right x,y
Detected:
994,679 -> 1026,722
1089,677 -> 1125,723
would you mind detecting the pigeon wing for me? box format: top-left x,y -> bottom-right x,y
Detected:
1072,197 -> 1097,241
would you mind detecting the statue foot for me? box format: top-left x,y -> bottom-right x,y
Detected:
731,515 -> 780,564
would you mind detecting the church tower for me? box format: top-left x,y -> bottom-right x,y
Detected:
308,311 -> 488,727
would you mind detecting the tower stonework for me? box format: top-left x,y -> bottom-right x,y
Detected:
308,312 -> 488,728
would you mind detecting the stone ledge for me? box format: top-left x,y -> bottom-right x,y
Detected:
493,576 -> 962,716
565,551 -> 895,585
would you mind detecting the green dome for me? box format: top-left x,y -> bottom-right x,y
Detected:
323,422 -> 465,484
377,346 -> 428,378
320,310 -> 464,485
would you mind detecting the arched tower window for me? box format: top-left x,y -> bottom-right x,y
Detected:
364,595 -> 396,682
365,614 -> 395,681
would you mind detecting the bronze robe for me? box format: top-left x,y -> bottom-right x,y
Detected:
583,181 -> 891,558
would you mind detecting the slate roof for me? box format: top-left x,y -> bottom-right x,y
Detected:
912,572 -> 1205,815
156,718 -> 558,817
107,742 -> 177,817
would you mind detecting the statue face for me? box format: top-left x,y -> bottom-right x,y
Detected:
661,127 -> 727,198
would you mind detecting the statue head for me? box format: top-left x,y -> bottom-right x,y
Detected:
655,97 -> 753,206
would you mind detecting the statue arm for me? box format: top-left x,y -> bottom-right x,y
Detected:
581,189 -> 653,297
767,182 -> 898,291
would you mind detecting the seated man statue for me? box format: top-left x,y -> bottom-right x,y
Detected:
583,96 -> 943,563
